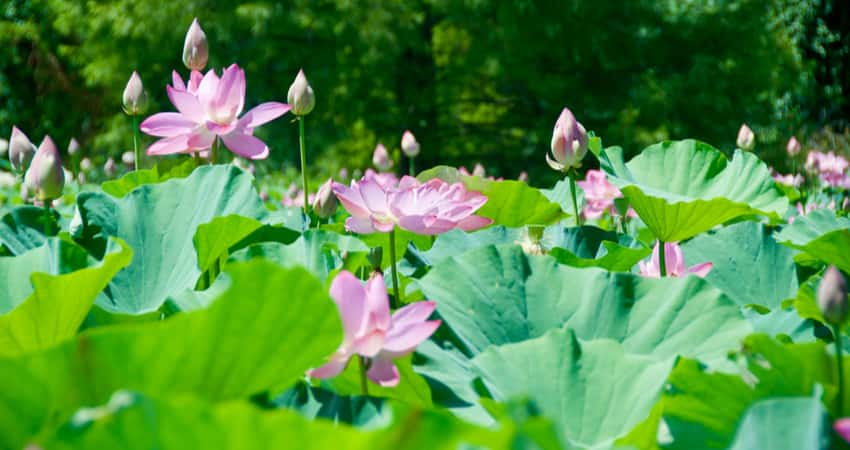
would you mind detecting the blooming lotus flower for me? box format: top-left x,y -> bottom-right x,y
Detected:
835,418 -> 850,444
547,107 -> 588,172
24,136 -> 65,201
736,124 -> 755,151
363,168 -> 399,189
332,174 -> 492,235
9,126 -> 36,173
638,241 -> 712,278
309,271 -> 441,387
140,64 -> 290,159
577,170 -> 622,218
182,18 -> 208,71
786,136 -> 801,156
287,69 -> 315,116
401,130 -> 420,157
313,178 -> 338,218
372,143 -> 393,172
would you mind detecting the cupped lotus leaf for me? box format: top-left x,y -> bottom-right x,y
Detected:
727,394 -> 828,450
228,229 -> 369,280
0,237 -> 131,357
546,225 -> 650,272
775,209 -> 850,273
418,166 -> 566,226
0,260 -> 341,450
72,165 -> 266,314
602,140 -> 788,242
418,244 -> 750,365
0,205 -> 59,255
472,328 -> 676,448
275,384 -> 390,428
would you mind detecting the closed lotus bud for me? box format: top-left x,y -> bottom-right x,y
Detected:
546,107 -> 588,172
182,18 -> 208,71
0,138 -> 7,157
787,136 -> 801,156
24,136 -> 65,201
518,171 -> 528,183
9,126 -> 36,173
472,163 -> 486,177
287,69 -> 315,116
736,124 -> 755,151
80,157 -> 93,171
122,71 -> 146,115
121,151 -> 135,168
401,130 -> 420,158
68,138 -> 80,156
312,178 -> 338,218
104,157 -> 117,177
372,143 -> 393,172
818,266 -> 849,326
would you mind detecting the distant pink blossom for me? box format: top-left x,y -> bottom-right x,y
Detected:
835,418 -> 850,444
141,64 -> 290,159
772,173 -> 804,188
786,136 -> 801,156
576,170 -> 636,219
309,271 -> 440,387
333,173 -> 492,235
638,241 -> 712,278
805,151 -> 850,188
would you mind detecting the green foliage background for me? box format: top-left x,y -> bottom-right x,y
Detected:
1,0 -> 847,185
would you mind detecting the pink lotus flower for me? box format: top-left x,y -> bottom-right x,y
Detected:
333,173 -> 492,235
577,170 -> 622,218
309,271 -> 441,387
363,168 -> 399,189
786,136 -> 801,156
638,241 -> 712,278
140,64 -> 290,159
835,418 -> 850,444
772,172 -> 804,188
805,151 -> 850,188
547,107 -> 588,172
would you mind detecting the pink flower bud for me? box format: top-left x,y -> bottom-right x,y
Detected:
472,163 -> 486,177
68,138 -> 80,156
122,71 -> 146,115
104,157 -> 117,177
312,178 -> 338,218
818,266 -> 848,326
182,18 -> 208,71
401,130 -> 420,157
24,136 -> 65,201
287,69 -> 315,116
372,143 -> 393,172
9,126 -> 36,173
547,107 -> 588,172
786,136 -> 801,156
122,151 -> 135,168
736,124 -> 755,151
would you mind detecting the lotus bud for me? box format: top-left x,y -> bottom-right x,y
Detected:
312,178 -> 338,218
818,266 -> 849,326
472,163 -> 486,177
24,136 -> 65,201
122,71 -> 146,115
518,171 -> 528,183
9,126 -> 36,173
287,69 -> 315,116
372,143 -> 393,172
787,136 -> 801,156
338,167 -> 349,181
735,124 -> 755,151
401,130 -> 420,158
121,151 -> 135,168
182,18 -> 208,71
547,107 -> 588,172
68,138 -> 80,156
104,157 -> 117,177
80,157 -> 93,172
0,138 -> 7,157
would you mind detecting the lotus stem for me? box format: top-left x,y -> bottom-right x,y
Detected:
835,324 -> 845,416
409,157 -> 415,177
388,229 -> 401,309
132,114 -> 141,171
658,240 -> 667,277
358,355 -> 370,396
210,138 -> 219,165
42,202 -> 52,236
298,117 -> 310,218
569,171 -> 582,227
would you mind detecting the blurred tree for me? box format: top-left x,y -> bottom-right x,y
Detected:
0,0 -> 842,185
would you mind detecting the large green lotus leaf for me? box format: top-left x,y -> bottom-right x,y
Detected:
0,260 -> 341,450
546,225 -> 650,272
0,205 -> 60,255
400,226 -> 522,276
660,334 -> 836,449
0,238 -> 131,357
541,178 -> 583,226
681,222 -> 809,340
775,209 -> 850,273
229,229 -> 369,280
41,392 -> 512,450
473,328 -> 676,448
100,158 -> 197,197
727,394 -> 828,450
418,166 -> 566,226
72,165 -> 267,314
193,214 -> 264,274
603,140 -> 788,241
418,244 -> 750,364
274,383 -> 390,428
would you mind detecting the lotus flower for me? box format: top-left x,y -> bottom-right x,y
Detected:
333,174 -> 492,235
401,130 -> 420,158
818,266 -> 848,326
772,173 -> 804,188
104,157 -> 117,177
24,136 -> 65,201
835,418 -> 850,444
577,170 -> 621,218
309,271 -> 441,387
9,126 -> 36,173
786,136 -> 801,156
182,18 -> 208,71
736,124 -> 755,151
313,178 -> 338,218
547,107 -> 588,172
140,64 -> 290,159
638,241 -> 712,278
373,143 -> 393,172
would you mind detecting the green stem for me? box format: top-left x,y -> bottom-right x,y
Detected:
658,240 -> 667,277
298,117 -> 310,218
388,229 -> 401,309
210,139 -> 219,165
42,202 -> 52,236
835,325 -> 845,417
132,114 -> 141,171
409,157 -> 415,177
358,356 -> 370,397
569,171 -> 582,227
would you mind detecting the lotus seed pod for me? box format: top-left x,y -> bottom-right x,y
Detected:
122,71 -> 147,115
736,124 -> 755,151
287,69 -> 315,116
9,126 -> 36,173
312,178 -> 338,218
818,266 -> 849,326
24,136 -> 65,201
182,18 -> 208,71
401,130 -> 420,158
